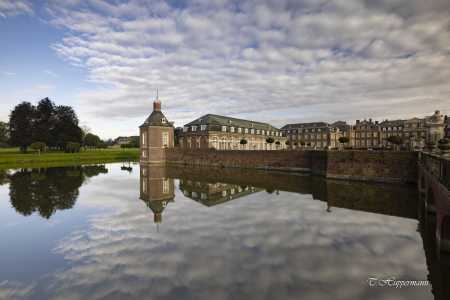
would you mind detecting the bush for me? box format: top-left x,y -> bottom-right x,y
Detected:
266,137 -> 274,144
65,142 -> 81,153
30,142 -> 47,153
275,141 -> 281,145
240,139 -> 247,145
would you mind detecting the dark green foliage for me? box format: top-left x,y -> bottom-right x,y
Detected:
30,142 -> 47,153
0,121 -> 8,145
240,139 -> 247,145
386,135 -> 403,145
84,133 -> 102,148
275,141 -> 281,145
9,102 -> 35,152
338,136 -> 349,144
266,137 -> 274,144
65,142 -> 81,153
299,140 -> 305,146
285,140 -> 290,145
8,98 -> 83,151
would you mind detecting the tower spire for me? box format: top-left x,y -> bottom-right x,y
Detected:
153,88 -> 161,111
156,88 -> 159,101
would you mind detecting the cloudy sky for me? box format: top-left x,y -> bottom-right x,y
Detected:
1,0 -> 449,138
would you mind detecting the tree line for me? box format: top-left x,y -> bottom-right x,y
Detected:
1,98 -> 109,152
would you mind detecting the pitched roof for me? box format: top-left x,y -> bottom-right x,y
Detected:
379,119 -> 404,127
140,110 -> 172,127
185,114 -> 281,131
281,122 -> 329,130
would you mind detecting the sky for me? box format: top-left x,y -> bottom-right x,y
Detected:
0,0 -> 449,139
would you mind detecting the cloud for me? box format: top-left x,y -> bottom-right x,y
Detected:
0,71 -> 16,76
0,0 -> 33,18
36,0 -> 450,133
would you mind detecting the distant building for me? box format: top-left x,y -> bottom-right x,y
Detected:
281,121 -> 352,149
139,96 -> 174,163
445,115 -> 450,138
113,136 -> 138,147
282,110 -> 446,150
179,114 -> 287,150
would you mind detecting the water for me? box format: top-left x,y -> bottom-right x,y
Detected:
0,163 -> 448,300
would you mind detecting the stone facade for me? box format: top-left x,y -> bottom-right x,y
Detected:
179,114 -> 287,150
139,98 -> 175,164
283,110 -> 446,150
281,121 -> 351,150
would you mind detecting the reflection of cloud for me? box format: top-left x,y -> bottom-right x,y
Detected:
0,165 -> 432,299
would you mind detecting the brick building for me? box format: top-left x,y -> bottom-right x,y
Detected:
179,114 -> 287,150
139,97 -> 174,163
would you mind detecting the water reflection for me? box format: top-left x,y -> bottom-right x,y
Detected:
6,165 -> 108,219
0,163 -> 447,299
139,165 -> 175,224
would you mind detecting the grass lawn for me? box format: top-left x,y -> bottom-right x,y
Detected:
0,147 -> 139,169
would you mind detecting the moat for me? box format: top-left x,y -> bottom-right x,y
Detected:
0,163 -> 448,300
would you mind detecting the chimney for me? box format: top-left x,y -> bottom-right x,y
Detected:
356,120 -> 360,124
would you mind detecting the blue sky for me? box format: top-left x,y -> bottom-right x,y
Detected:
1,0 -> 449,139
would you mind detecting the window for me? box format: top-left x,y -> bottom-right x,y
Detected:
161,117 -> 166,123
191,126 -> 197,132
183,126 -> 188,132
201,125 -> 207,131
238,127 -> 242,133
163,179 -> 169,194
222,126 -> 227,132
257,130 -> 260,134
230,127 -> 235,133
142,150 -> 146,158
250,129 -> 255,134
245,128 -> 249,133
141,133 -> 146,145
162,132 -> 169,147
262,130 -> 265,135
142,179 -> 147,193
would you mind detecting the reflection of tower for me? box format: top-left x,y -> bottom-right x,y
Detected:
139,92 -> 174,164
140,164 -> 175,225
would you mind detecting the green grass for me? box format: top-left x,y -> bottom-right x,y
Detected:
0,147 -> 139,169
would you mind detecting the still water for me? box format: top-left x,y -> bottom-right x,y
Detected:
0,163 -> 448,300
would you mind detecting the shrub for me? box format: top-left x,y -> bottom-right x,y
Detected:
30,142 -> 47,153
275,141 -> 281,145
65,142 -> 81,153
240,139 -> 247,145
266,137 -> 274,144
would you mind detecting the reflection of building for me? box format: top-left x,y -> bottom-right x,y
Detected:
140,165 -> 175,224
179,114 -> 287,150
140,94 -> 174,163
179,179 -> 261,206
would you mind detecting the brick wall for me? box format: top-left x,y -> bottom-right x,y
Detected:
163,148 -> 418,183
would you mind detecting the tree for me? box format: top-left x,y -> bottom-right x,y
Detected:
285,140 -> 291,146
52,105 -> 83,150
9,102 -> 35,152
386,136 -> 403,148
240,139 -> 247,149
0,121 -> 8,146
33,98 -> 55,146
299,140 -> 305,146
266,137 -> 274,144
338,136 -> 349,149
84,133 -> 101,148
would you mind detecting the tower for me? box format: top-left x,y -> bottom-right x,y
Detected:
140,93 -> 174,164
140,164 -> 175,225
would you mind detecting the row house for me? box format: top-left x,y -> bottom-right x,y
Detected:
179,114 -> 287,150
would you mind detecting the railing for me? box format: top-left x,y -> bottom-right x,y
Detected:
420,152 -> 450,190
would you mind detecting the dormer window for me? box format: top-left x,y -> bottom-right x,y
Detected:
161,117 -> 167,123
183,126 -> 188,132
222,126 -> 227,132
191,126 -> 197,132
201,125 -> 207,131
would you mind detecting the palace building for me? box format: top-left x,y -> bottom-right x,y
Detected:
281,121 -> 352,149
178,114 -> 287,150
